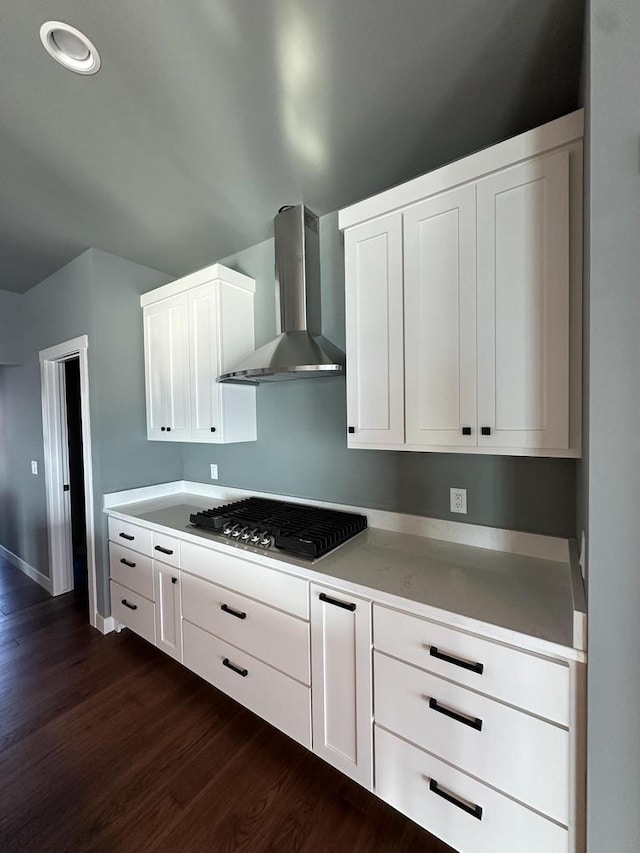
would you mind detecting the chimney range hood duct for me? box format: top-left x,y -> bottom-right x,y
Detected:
218,205 -> 345,383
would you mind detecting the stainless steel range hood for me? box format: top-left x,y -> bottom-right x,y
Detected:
218,205 -> 345,383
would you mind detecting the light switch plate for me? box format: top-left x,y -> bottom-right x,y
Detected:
450,487 -> 467,514
210,463 -> 218,480
31,460 -> 38,475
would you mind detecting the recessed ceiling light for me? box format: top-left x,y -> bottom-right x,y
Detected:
40,21 -> 101,75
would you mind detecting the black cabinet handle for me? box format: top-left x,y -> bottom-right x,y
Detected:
462,426 -> 472,436
221,603 -> 247,620
429,779 -> 483,820
319,592 -> 356,612
429,697 -> 483,731
171,577 -> 178,584
430,645 -> 484,675
348,426 -> 355,434
222,658 -> 248,677
154,545 -> 174,556
118,532 -> 135,541
120,558 -> 136,568
161,426 -> 166,432
121,599 -> 138,611
481,426 -> 491,436
210,427 -> 216,432
166,426 -> 172,432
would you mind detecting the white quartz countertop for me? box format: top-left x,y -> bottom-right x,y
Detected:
105,492 -> 586,661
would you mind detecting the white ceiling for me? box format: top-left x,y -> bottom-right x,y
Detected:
0,0 -> 584,292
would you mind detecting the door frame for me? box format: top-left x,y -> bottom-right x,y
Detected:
40,335 -> 98,627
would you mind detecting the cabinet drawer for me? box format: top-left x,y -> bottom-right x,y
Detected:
109,543 -> 154,600
111,580 -> 155,645
181,541 -> 309,619
108,517 -> 152,556
373,604 -> 569,725
374,651 -> 569,824
182,573 -> 310,684
182,620 -> 311,748
375,726 -> 568,853
152,532 -> 180,567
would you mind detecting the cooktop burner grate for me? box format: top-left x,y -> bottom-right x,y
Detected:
189,497 -> 367,559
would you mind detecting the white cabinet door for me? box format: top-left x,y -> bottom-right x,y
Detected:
404,186 -> 477,447
310,583 -> 372,789
344,214 -> 404,447
154,562 -> 182,662
143,303 -> 167,440
163,294 -> 191,442
476,151 -> 570,450
188,283 -> 221,442
143,294 -> 191,441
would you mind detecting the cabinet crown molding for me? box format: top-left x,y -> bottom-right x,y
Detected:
338,109 -> 584,230
140,262 -> 255,307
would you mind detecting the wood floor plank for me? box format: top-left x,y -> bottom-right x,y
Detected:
0,558 -> 453,853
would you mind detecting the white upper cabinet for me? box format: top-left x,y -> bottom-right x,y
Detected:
476,151 -> 570,450
344,213 -> 404,446
141,264 -> 257,444
404,185 -> 477,447
339,110 -> 583,458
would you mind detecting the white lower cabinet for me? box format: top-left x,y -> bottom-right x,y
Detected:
110,579 -> 156,645
182,620 -> 311,748
153,562 -> 182,662
310,583 -> 373,789
375,726 -> 568,853
374,651 -> 569,824
108,521 -> 583,852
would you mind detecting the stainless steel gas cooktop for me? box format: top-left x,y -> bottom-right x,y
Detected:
189,497 -> 367,560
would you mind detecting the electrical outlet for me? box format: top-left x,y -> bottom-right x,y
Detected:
31,461 -> 38,475
450,487 -> 467,514
210,463 -> 218,480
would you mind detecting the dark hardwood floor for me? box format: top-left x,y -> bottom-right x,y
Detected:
0,557 -> 454,853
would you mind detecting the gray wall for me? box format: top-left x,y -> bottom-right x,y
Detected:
0,289 -> 24,364
585,1 -> 640,850
182,211 -> 577,538
0,249 -> 182,613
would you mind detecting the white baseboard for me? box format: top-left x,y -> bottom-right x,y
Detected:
95,614 -> 116,634
0,543 -> 53,594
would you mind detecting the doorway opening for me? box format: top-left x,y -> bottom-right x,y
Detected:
40,335 -> 98,628
65,357 -> 88,607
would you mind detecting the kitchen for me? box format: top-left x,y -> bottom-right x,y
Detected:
0,2 -> 638,852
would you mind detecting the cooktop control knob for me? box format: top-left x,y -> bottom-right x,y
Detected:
222,522 -> 234,536
240,527 -> 252,541
249,529 -> 262,544
260,534 -> 275,549
230,524 -> 243,538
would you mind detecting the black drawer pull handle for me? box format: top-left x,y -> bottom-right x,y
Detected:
171,577 -> 178,584
121,599 -> 138,611
481,426 -> 491,436
461,426 -> 472,436
210,427 -> 216,432
154,545 -> 174,556
119,558 -> 136,568
221,603 -> 247,620
430,646 -> 484,675
222,658 -> 248,677
119,532 -> 135,541
319,592 -> 356,612
348,426 -> 355,434
429,697 -> 483,731
429,779 -> 483,820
